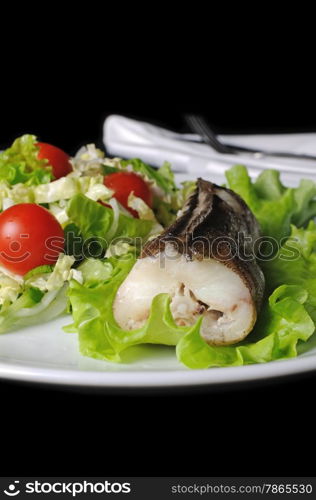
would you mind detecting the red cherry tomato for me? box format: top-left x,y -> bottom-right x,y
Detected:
0,204 -> 64,275
37,142 -> 72,179
104,172 -> 152,217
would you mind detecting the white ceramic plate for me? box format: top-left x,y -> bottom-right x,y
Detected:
0,171 -> 316,389
0,316 -> 316,388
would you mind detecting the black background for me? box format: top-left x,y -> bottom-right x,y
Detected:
3,108 -> 316,154
1,23 -> 316,477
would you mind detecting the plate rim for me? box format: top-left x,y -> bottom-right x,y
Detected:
0,354 -> 315,388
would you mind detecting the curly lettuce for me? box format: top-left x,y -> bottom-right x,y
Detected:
120,158 -> 177,195
177,285 -> 314,368
67,249 -> 316,368
0,134 -> 53,186
67,193 -> 154,253
67,255 -> 187,361
225,165 -> 316,240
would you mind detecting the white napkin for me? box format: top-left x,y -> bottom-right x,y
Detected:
103,115 -> 316,186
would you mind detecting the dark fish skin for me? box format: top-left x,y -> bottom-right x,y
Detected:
142,178 -> 265,312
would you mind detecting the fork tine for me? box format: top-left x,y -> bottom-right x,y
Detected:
194,115 -> 233,153
184,114 -> 232,153
185,114 -> 316,161
193,116 -> 221,149
185,114 -> 217,148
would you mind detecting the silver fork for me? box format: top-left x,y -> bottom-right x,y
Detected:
184,114 -> 316,162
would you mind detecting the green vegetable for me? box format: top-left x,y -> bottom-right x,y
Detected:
0,253 -> 81,334
153,179 -> 197,227
127,193 -> 159,222
225,165 -> 316,240
23,254 -> 81,293
78,258 -> 113,287
177,285 -> 314,368
0,182 -> 34,210
0,135 -> 53,186
64,223 -> 84,259
67,255 -> 187,361
127,193 -> 163,234
152,198 -> 177,227
103,158 -> 188,227
120,159 -> 177,195
102,165 -> 120,175
67,252 -> 315,367
23,265 -> 54,280
71,144 -> 106,176
262,221 -> 316,321
67,194 -> 154,252
177,220 -> 316,368
120,158 -> 182,226
175,180 -> 196,207
33,174 -> 112,204
0,285 -> 68,334
45,254 -> 80,291
0,171 -> 107,215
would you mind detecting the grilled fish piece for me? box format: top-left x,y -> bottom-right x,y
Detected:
113,178 -> 265,346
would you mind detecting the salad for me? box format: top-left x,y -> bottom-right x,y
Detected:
1,134 -> 316,369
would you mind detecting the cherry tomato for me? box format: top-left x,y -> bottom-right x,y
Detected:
37,142 -> 72,179
0,204 -> 64,275
104,172 -> 152,217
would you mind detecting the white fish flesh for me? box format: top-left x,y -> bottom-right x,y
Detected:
113,179 -> 265,346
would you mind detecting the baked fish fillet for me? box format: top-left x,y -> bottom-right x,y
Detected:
113,178 -> 265,346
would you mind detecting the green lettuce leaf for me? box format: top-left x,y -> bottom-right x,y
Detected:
120,158 -> 177,195
177,285 -> 314,368
152,180 -> 197,227
23,265 -> 54,280
67,193 -> 154,252
67,255 -> 189,361
78,258 -> 113,287
262,221 -> 316,321
67,254 -> 315,367
34,174 -> 112,204
0,135 -> 53,186
178,221 -> 316,368
225,165 -> 316,240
